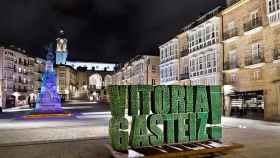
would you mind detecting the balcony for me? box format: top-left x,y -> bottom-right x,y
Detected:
245,52 -> 264,66
179,73 -> 189,80
160,55 -> 179,64
223,28 -> 239,41
13,88 -> 27,93
161,76 -> 178,83
224,61 -> 239,70
243,17 -> 263,33
4,66 -> 15,70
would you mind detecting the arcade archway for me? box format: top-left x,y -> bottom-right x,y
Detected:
104,75 -> 112,87
89,74 -> 103,101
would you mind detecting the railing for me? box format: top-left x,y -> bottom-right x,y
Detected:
245,52 -> 264,66
224,61 -> 239,70
244,17 -> 263,32
179,73 -> 189,80
4,76 -> 13,80
223,28 -> 239,40
161,76 -> 178,82
4,66 -> 14,70
13,88 -> 28,93
160,55 -> 179,64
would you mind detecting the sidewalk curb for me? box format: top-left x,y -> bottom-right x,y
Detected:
3,105 -> 30,112
0,136 -> 109,148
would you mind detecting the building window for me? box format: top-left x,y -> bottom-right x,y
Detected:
227,21 -> 235,30
231,73 -> 237,82
151,65 -> 157,73
152,79 -> 156,85
253,69 -> 262,80
250,10 -> 258,21
229,50 -> 237,64
188,21 -> 219,52
252,43 -> 262,58
268,0 -> 280,13
268,0 -> 280,24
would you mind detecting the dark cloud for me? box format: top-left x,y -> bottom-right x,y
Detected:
0,0 -> 224,63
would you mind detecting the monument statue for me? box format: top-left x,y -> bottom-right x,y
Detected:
34,44 -> 63,113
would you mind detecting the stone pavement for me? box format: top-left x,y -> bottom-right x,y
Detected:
0,137 -> 111,158
1,99 -> 280,158
0,117 -> 280,158
219,117 -> 280,158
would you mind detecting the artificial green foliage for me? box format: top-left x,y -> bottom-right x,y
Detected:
129,85 -> 153,116
195,86 -> 209,112
207,86 -> 222,140
189,112 -> 196,141
197,112 -> 208,141
130,115 -> 150,148
147,114 -> 164,145
171,86 -> 186,113
108,85 -> 127,117
109,117 -> 129,151
163,113 -> 178,144
208,86 -> 221,124
186,86 -> 194,112
177,113 -> 189,143
207,126 -> 222,140
108,85 -> 223,151
154,86 -> 170,114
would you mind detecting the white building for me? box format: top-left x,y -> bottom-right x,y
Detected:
112,55 -> 160,85
186,7 -> 223,86
159,38 -> 180,85
266,0 -> 280,26
0,46 -> 35,109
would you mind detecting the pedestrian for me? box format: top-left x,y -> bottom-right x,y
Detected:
28,96 -> 31,108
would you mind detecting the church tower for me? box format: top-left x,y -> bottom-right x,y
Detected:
55,30 -> 68,65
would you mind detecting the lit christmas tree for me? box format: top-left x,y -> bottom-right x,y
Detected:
34,44 -> 63,113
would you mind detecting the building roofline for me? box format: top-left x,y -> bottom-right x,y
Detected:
67,60 -> 116,65
55,64 -> 76,71
221,0 -> 249,15
183,6 -> 223,31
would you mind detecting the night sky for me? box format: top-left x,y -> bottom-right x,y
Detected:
0,0 -> 224,63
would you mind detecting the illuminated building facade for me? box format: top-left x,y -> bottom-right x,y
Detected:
112,55 -> 160,85
222,0 -> 280,121
186,7 -> 223,86
0,46 -> 35,109
159,39 -> 180,85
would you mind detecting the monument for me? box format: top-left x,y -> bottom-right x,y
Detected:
108,85 -> 222,151
23,44 -> 72,120
34,44 -> 63,113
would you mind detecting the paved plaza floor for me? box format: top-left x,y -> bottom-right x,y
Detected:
0,101 -> 280,158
